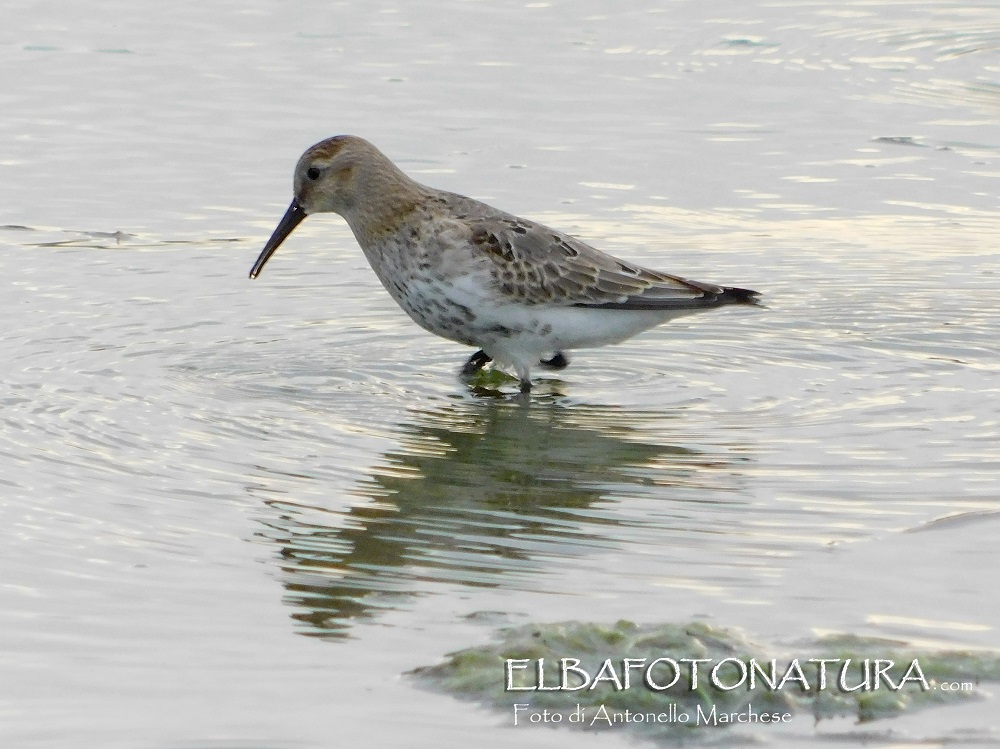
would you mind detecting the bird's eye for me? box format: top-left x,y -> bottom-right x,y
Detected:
306,167 -> 321,181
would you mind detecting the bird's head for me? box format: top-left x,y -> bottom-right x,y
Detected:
249,135 -> 412,279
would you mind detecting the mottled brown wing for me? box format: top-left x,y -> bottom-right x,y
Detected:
467,214 -> 734,310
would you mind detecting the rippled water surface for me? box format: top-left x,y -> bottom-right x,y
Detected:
3,1 -> 1000,747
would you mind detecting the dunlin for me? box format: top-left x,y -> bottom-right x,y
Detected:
250,136 -> 760,393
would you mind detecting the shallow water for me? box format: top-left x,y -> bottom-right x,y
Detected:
2,1 -> 999,747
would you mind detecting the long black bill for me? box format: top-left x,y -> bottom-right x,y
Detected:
249,199 -> 307,279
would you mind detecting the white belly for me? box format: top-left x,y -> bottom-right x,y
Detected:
372,268 -> 691,373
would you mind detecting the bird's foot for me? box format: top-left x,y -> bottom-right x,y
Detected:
539,352 -> 569,370
460,349 -> 492,376
519,378 -> 532,394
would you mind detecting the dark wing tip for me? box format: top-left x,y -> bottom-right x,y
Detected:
573,285 -> 763,311
720,286 -> 762,305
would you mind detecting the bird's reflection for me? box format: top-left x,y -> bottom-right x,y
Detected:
253,397 -> 748,639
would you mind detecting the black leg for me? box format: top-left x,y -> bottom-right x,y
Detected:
539,351 -> 569,370
461,349 -> 492,376
519,378 -> 532,394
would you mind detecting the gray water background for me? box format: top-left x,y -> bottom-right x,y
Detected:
2,1 -> 999,746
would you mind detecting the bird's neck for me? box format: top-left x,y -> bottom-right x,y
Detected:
343,163 -> 431,246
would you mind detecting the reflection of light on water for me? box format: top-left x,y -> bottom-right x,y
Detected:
579,181 -> 636,190
556,204 -> 1000,259
867,614 -> 992,633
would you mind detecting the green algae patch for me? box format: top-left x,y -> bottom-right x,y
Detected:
808,632 -> 1000,723
467,368 -> 519,388
410,620 -> 1000,744
464,368 -> 522,397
